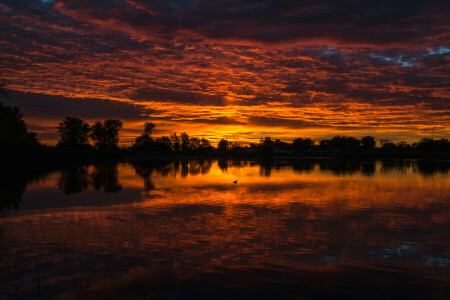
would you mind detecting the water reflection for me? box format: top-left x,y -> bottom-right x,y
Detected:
0,168 -> 47,211
58,166 -> 90,194
1,159 -> 449,212
90,164 -> 122,193
0,159 -> 449,298
57,164 -> 122,195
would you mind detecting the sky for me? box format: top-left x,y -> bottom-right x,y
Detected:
1,0 -> 449,145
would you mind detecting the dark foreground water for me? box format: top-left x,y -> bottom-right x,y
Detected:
0,159 -> 449,299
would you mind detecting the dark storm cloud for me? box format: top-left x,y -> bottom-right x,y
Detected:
51,0 -> 449,47
2,91 -> 156,121
128,87 -> 226,106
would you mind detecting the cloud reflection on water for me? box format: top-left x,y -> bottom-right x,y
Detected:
0,159 -> 449,298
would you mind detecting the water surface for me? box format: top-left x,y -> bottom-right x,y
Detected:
1,159 -> 449,299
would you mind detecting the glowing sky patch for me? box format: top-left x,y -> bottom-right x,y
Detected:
1,0 -> 449,144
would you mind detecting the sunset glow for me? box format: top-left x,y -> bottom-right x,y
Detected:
1,1 -> 449,144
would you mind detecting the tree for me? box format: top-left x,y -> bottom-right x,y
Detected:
56,117 -> 91,147
380,139 -> 390,147
292,138 -> 313,151
135,122 -> 156,146
200,138 -> 211,148
0,103 -> 37,148
188,137 -> 200,151
153,135 -> 173,152
144,122 -> 155,136
180,132 -> 190,152
259,137 -> 274,155
396,141 -> 411,152
417,138 -> 450,152
90,119 -> 123,149
361,136 -> 376,151
326,135 -> 361,152
381,141 -> 397,152
217,139 -> 230,152
170,133 -> 181,152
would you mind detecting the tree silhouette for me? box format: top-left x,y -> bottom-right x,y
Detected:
0,173 -> 27,211
144,122 -> 155,135
292,138 -> 313,151
417,138 -> 450,152
0,103 -> 37,149
188,137 -> 200,151
200,138 -> 211,148
90,119 -> 123,149
361,136 -> 376,151
135,122 -> 156,146
322,136 -> 361,152
180,132 -> 190,152
218,139 -> 230,152
56,117 -> 91,147
381,141 -> 397,152
170,133 -> 181,152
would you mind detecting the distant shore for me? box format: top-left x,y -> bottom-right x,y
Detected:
1,145 -> 449,169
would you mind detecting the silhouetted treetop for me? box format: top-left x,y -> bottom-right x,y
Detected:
292,138 -> 313,151
0,103 -> 37,148
218,139 -> 230,152
417,138 -> 450,152
56,117 -> 91,147
90,119 -> 123,149
321,136 -> 361,152
144,122 -> 156,136
135,122 -> 156,147
361,136 -> 376,151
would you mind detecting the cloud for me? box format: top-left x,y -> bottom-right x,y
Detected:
0,0 -> 448,143
128,87 -> 226,106
48,0 -> 449,48
2,91 -> 155,121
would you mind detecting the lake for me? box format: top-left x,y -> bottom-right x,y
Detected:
0,159 -> 449,299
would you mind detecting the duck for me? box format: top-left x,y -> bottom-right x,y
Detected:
233,180 -> 237,184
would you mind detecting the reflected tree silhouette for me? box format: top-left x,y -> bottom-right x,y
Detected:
218,159 -> 228,171
0,167 -> 50,211
381,159 -> 411,174
129,159 -> 213,189
90,164 -> 122,193
57,164 -> 122,194
361,162 -> 376,176
259,159 -> 273,177
58,167 -> 90,195
416,160 -> 450,176
132,164 -> 156,191
0,178 -> 27,211
188,160 -> 202,176
0,159 -> 449,213
180,160 -> 189,177
200,160 -> 212,175
291,160 -> 315,173
319,159 -> 363,176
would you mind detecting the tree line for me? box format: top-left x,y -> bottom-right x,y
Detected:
56,117 -> 123,149
1,103 -> 449,154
